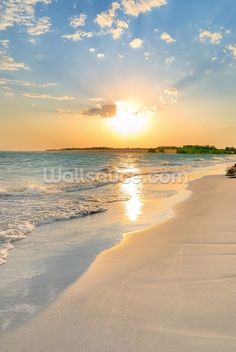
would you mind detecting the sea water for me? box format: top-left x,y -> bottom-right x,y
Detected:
0,151 -> 234,331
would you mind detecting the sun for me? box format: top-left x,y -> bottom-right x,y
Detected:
107,101 -> 148,136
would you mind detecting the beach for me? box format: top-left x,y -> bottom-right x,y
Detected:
1,174 -> 236,351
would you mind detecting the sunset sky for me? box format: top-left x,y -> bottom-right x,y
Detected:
0,0 -> 236,150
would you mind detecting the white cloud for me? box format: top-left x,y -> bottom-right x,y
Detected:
89,48 -> 96,53
1,88 -> 14,97
109,19 -> 129,39
199,31 -> 222,44
118,54 -> 124,59
225,44 -> 236,59
0,54 -> 30,71
109,27 -> 122,39
164,86 -> 178,96
116,20 -> 128,29
144,51 -> 150,60
159,95 -> 177,109
95,3 -> 129,40
97,53 -> 105,59
27,16 -> 51,36
96,12 -> 114,28
0,79 -> 6,85
0,0 -> 52,31
129,38 -> 143,49
160,32 -> 176,43
0,78 -> 57,88
122,0 -> 167,17
28,38 -> 37,44
70,14 -> 87,28
165,56 -> 174,64
95,2 -> 120,28
0,40 -> 9,48
88,97 -> 105,103
24,93 -> 74,101
62,31 -> 93,41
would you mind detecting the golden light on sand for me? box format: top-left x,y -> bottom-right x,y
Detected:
108,101 -> 148,136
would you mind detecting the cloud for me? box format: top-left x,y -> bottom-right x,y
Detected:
26,16 -> 51,36
88,97 -> 105,103
144,51 -> 150,60
0,0 -> 52,31
116,19 -> 129,29
83,104 -> 117,118
96,53 -> 105,59
70,14 -> 87,28
0,79 -> 6,85
95,2 -> 120,28
160,32 -> 176,43
2,89 -> 14,97
0,40 -> 9,48
95,3 -> 129,40
225,44 -> 236,59
165,56 -> 175,64
63,13 -> 92,42
0,54 -> 30,71
199,31 -> 222,44
129,38 -> 143,49
0,85 -> 14,97
24,93 -> 74,101
95,12 -> 114,28
109,20 -> 129,39
164,86 -> 179,95
0,78 -> 58,88
122,0 -> 167,17
62,31 -> 93,41
109,27 -> 122,39
57,108 -> 77,117
58,104 -> 116,119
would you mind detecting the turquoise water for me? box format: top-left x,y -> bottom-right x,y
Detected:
0,151 -> 234,265
0,151 -> 235,332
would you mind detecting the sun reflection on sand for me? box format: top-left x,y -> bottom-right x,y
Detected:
121,176 -> 143,222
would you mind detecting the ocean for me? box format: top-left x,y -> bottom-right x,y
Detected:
0,151 -> 234,265
0,151 -> 234,331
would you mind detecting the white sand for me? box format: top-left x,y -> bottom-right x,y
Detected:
1,175 -> 236,351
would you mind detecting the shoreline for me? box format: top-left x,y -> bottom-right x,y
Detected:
0,163 -> 231,334
1,173 -> 236,351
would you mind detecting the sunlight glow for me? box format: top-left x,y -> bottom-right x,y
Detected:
108,101 -> 148,136
121,176 -> 143,222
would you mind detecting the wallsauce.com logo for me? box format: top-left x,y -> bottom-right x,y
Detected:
43,168 -> 189,185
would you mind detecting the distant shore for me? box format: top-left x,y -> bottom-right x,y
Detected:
46,145 -> 236,155
1,174 -> 236,351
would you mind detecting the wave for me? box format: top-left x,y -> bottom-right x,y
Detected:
0,242 -> 14,265
1,153 -> 232,266
0,184 -> 56,197
0,205 -> 107,265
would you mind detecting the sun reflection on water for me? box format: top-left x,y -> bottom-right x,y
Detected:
121,176 -> 143,222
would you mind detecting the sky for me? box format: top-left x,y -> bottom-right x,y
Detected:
0,0 -> 236,150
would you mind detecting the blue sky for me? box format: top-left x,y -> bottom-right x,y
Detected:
0,0 -> 236,150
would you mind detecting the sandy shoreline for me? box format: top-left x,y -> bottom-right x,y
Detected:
1,174 -> 236,351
